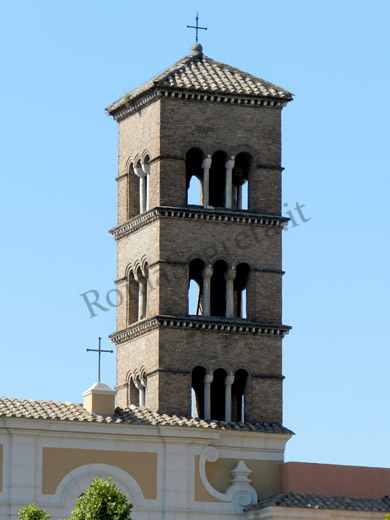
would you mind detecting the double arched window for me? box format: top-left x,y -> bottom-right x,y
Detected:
128,371 -> 147,408
186,148 -> 251,210
129,155 -> 150,215
191,366 -> 248,422
188,259 -> 250,319
127,263 -> 149,325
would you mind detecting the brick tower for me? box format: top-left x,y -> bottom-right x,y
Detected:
107,43 -> 292,424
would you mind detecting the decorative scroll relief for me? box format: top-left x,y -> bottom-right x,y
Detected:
199,447 -> 258,511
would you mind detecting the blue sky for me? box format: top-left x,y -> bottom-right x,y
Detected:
1,1 -> 389,468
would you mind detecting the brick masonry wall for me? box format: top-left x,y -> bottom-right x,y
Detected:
159,97 -> 282,214
113,94 -> 287,424
116,327 -> 283,422
115,218 -> 282,324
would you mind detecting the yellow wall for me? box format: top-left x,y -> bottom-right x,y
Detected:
195,456 -> 280,502
42,448 -> 157,498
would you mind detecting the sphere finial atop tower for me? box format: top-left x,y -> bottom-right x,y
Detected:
191,42 -> 203,56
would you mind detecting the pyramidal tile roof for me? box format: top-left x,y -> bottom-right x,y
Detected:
0,396 -> 292,434
246,492 -> 390,512
107,44 -> 293,115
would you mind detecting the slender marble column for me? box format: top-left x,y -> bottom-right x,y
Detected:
141,161 -> 150,211
134,379 -> 145,407
224,374 -> 235,422
202,155 -> 212,207
140,378 -> 147,407
204,371 -> 214,421
225,267 -> 236,318
134,164 -> 147,213
202,265 -> 213,316
225,155 -> 235,209
135,271 -> 147,320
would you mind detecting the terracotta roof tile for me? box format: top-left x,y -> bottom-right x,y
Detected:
106,51 -> 293,115
0,397 -> 292,434
246,492 -> 390,512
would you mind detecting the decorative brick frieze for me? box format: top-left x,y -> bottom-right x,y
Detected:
110,316 -> 291,345
109,206 -> 288,241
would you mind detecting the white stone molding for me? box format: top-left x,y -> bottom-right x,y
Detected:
225,460 -> 258,511
43,463 -> 144,512
199,446 -> 229,502
199,449 -> 258,512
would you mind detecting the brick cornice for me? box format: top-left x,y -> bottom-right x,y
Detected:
110,316 -> 291,345
109,206 -> 288,241
109,87 -> 288,122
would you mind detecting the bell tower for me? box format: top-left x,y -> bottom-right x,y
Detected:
107,43 -> 292,424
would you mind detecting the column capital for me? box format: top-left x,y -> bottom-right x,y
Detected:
134,165 -> 146,178
224,267 -> 236,281
202,266 -> 213,279
225,155 -> 235,170
204,372 -> 214,384
134,379 -> 143,390
225,374 -> 235,386
141,161 -> 150,176
133,270 -> 145,283
202,154 -> 212,169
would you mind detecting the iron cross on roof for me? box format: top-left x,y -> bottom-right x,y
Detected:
187,13 -> 207,43
86,337 -> 113,383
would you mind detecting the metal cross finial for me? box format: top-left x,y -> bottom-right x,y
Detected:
86,337 -> 113,383
187,13 -> 207,43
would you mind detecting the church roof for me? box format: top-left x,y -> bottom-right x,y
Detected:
106,44 -> 293,117
246,492 -> 390,512
0,396 -> 292,434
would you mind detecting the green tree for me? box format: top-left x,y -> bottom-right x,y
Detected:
69,477 -> 132,520
18,504 -> 51,520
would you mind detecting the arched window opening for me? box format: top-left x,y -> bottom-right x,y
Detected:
128,265 -> 149,325
128,271 -> 139,326
188,176 -> 202,205
186,148 -> 203,205
209,151 -> 227,208
188,259 -> 205,315
135,266 -> 148,321
191,366 -> 206,418
128,163 -> 140,218
129,378 -> 138,406
210,368 -> 227,421
210,260 -> 227,317
133,159 -> 149,214
234,263 -> 250,319
232,369 -> 248,422
233,153 -> 251,210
